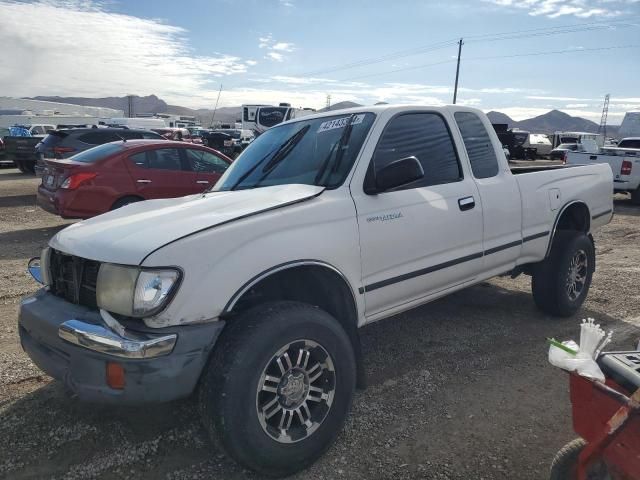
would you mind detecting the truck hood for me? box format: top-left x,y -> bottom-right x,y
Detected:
50,184 -> 324,265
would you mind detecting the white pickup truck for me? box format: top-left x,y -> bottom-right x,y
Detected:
566,138 -> 640,204
20,105 -> 613,476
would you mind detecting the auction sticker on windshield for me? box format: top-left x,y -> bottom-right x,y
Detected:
317,114 -> 365,133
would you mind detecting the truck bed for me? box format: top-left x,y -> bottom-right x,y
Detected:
509,164 -> 580,174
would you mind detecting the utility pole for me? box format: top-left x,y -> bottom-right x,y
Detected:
127,95 -> 134,118
209,84 -> 223,128
326,94 -> 331,110
598,94 -> 610,138
452,38 -> 463,105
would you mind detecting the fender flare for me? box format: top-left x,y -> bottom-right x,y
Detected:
545,200 -> 590,258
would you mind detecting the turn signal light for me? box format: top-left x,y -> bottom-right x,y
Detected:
60,172 -> 96,190
106,362 -> 125,390
621,160 -> 632,176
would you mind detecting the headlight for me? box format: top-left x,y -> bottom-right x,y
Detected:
96,264 -> 181,317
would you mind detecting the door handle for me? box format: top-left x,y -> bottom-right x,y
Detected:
136,179 -> 152,184
458,196 -> 475,211
196,180 -> 210,184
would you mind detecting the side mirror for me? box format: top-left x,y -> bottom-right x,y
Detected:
371,156 -> 424,193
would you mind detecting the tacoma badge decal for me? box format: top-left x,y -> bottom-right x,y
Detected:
366,212 -> 404,223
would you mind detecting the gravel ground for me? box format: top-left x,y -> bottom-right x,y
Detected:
1,166 -> 639,480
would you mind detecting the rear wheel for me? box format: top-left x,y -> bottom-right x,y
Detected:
549,438 -> 584,480
110,196 -> 143,211
631,187 -> 640,205
532,231 -> 595,317
199,301 -> 356,477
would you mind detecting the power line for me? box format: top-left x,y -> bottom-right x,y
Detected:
339,44 -> 638,82
284,17 -> 638,80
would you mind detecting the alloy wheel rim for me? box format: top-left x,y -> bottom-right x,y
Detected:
566,249 -> 588,301
256,339 -> 336,444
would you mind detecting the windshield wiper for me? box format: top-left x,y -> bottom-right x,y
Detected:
230,124 -> 310,191
314,114 -> 355,186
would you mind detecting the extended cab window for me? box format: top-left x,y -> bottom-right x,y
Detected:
370,113 -> 461,190
454,112 -> 499,179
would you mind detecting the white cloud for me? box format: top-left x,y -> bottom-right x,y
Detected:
0,0 -> 253,107
267,52 -> 285,62
271,42 -> 295,52
484,0 -> 630,17
258,34 -> 296,61
566,103 -> 590,108
528,96 -> 599,101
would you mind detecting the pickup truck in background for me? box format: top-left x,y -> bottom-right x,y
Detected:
19,105 -> 613,476
3,124 -> 56,173
566,138 -> 640,204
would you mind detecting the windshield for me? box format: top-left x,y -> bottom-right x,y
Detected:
214,112 -> 375,191
557,143 -> 578,150
216,129 -> 241,139
560,136 -> 578,144
512,132 -> 529,146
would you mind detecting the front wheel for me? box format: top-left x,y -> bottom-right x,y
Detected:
532,231 -> 595,317
199,301 -> 356,477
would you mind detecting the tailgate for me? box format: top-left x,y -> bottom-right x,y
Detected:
4,137 -> 40,157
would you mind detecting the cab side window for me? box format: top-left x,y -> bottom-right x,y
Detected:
370,113 -> 462,191
454,112 -> 499,179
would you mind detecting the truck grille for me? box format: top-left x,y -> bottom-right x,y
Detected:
49,250 -> 100,309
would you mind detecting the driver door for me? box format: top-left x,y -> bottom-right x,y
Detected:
351,112 -> 484,318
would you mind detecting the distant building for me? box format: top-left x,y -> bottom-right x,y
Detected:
619,112 -> 640,138
0,97 -> 123,128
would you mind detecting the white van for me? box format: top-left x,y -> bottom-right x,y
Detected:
108,117 -> 167,130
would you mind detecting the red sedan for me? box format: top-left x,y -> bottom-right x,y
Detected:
37,140 -> 232,219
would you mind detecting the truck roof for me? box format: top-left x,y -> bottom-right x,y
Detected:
278,104 -> 485,125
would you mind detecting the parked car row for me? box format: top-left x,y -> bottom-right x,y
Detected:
37,139 -> 233,219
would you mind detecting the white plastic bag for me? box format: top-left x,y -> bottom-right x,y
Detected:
548,340 -> 605,383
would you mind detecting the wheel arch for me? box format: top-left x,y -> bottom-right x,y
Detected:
545,201 -> 591,258
222,260 -> 366,389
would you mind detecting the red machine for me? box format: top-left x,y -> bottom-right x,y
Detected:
551,351 -> 640,480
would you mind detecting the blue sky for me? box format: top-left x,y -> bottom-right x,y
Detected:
1,0 -> 638,122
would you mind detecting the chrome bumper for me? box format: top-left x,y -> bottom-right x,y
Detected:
58,319 -> 177,359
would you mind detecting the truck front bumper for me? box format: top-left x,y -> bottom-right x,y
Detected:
18,290 -> 225,405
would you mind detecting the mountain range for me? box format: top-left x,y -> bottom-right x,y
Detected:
30,95 -> 616,135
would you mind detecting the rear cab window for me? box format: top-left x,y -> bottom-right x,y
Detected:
454,111 -> 500,179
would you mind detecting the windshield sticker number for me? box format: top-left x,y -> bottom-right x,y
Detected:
317,114 -> 365,133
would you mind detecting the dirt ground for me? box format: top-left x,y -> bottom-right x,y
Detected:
1,166 -> 638,480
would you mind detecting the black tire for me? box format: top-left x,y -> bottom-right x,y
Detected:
110,196 -> 142,211
631,187 -> 640,206
199,301 -> 356,477
15,161 -> 28,173
549,438 -> 585,480
532,231 -> 595,317
23,161 -> 35,174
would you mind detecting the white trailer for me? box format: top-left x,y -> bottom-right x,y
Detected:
108,117 -> 167,129
241,103 -> 315,136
